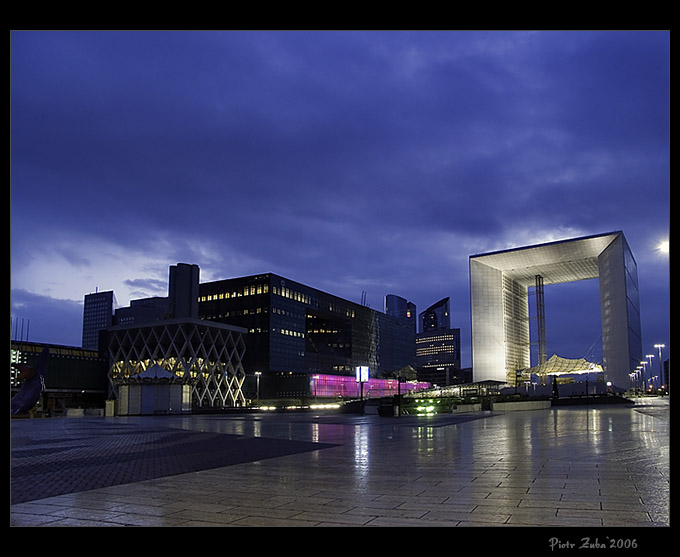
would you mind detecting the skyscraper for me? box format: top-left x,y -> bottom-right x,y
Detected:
82,290 -> 116,350
385,294 -> 416,325
168,263 -> 199,319
419,297 -> 451,332
416,297 -> 461,386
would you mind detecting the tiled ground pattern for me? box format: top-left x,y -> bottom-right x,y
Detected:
11,422 -> 339,504
10,398 -> 669,528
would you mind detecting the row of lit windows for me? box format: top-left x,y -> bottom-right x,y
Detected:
274,285 -> 356,319
275,328 -> 305,338
416,334 -> 456,344
11,344 -> 100,358
202,307 -> 268,320
199,283 -> 270,302
272,307 -> 302,319
417,346 -> 455,356
198,282 -> 358,319
272,285 -> 311,304
332,365 -> 353,373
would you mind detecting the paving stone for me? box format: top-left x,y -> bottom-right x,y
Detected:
10,399 -> 670,532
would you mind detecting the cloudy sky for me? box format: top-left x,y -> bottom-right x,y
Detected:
10,30 -> 669,368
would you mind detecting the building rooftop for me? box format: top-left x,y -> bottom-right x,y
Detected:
469,231 -> 623,286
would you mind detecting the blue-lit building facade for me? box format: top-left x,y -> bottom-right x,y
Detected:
198,273 -> 419,399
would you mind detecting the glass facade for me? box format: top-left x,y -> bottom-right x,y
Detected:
198,273 -> 416,398
385,294 -> 416,325
419,297 -> 451,332
598,233 -> 642,387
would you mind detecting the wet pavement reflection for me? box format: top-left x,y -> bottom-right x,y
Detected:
11,397 -> 669,527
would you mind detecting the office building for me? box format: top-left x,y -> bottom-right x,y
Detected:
198,273 -> 417,399
11,340 -> 108,413
168,263 -> 199,318
82,290 -> 116,350
419,297 -> 450,333
114,296 -> 169,326
385,294 -> 416,324
415,297 -> 462,386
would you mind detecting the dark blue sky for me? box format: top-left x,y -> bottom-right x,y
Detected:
10,30 -> 669,368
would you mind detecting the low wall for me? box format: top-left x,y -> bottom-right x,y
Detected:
65,408 -> 104,417
492,399 -> 551,412
449,403 -> 482,413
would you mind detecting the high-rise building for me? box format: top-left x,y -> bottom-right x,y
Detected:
385,294 -> 416,325
419,297 -> 451,332
82,290 -> 116,350
168,263 -> 199,319
416,297 -> 462,386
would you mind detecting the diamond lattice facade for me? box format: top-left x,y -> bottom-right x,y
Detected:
105,318 -> 247,409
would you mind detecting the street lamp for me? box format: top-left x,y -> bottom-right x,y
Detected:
646,355 -> 655,391
255,371 -> 261,404
640,361 -> 649,393
654,344 -> 666,392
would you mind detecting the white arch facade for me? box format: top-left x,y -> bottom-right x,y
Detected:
469,231 -> 642,388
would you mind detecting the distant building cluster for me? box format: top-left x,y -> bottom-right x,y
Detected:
12,230 -> 659,417
63,263 -> 467,412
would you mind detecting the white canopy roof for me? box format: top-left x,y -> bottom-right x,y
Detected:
525,354 -> 603,375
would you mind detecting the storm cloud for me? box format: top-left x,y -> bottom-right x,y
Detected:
11,30 -> 669,365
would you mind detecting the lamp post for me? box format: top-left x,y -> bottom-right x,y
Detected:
255,371 -> 261,405
654,344 -> 666,391
640,361 -> 648,393
646,355 -> 655,392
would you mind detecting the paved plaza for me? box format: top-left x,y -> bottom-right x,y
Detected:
10,397 -> 669,530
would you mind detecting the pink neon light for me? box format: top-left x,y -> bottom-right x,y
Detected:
310,374 -> 430,399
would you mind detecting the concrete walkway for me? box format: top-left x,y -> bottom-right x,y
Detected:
10,397 -> 669,530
